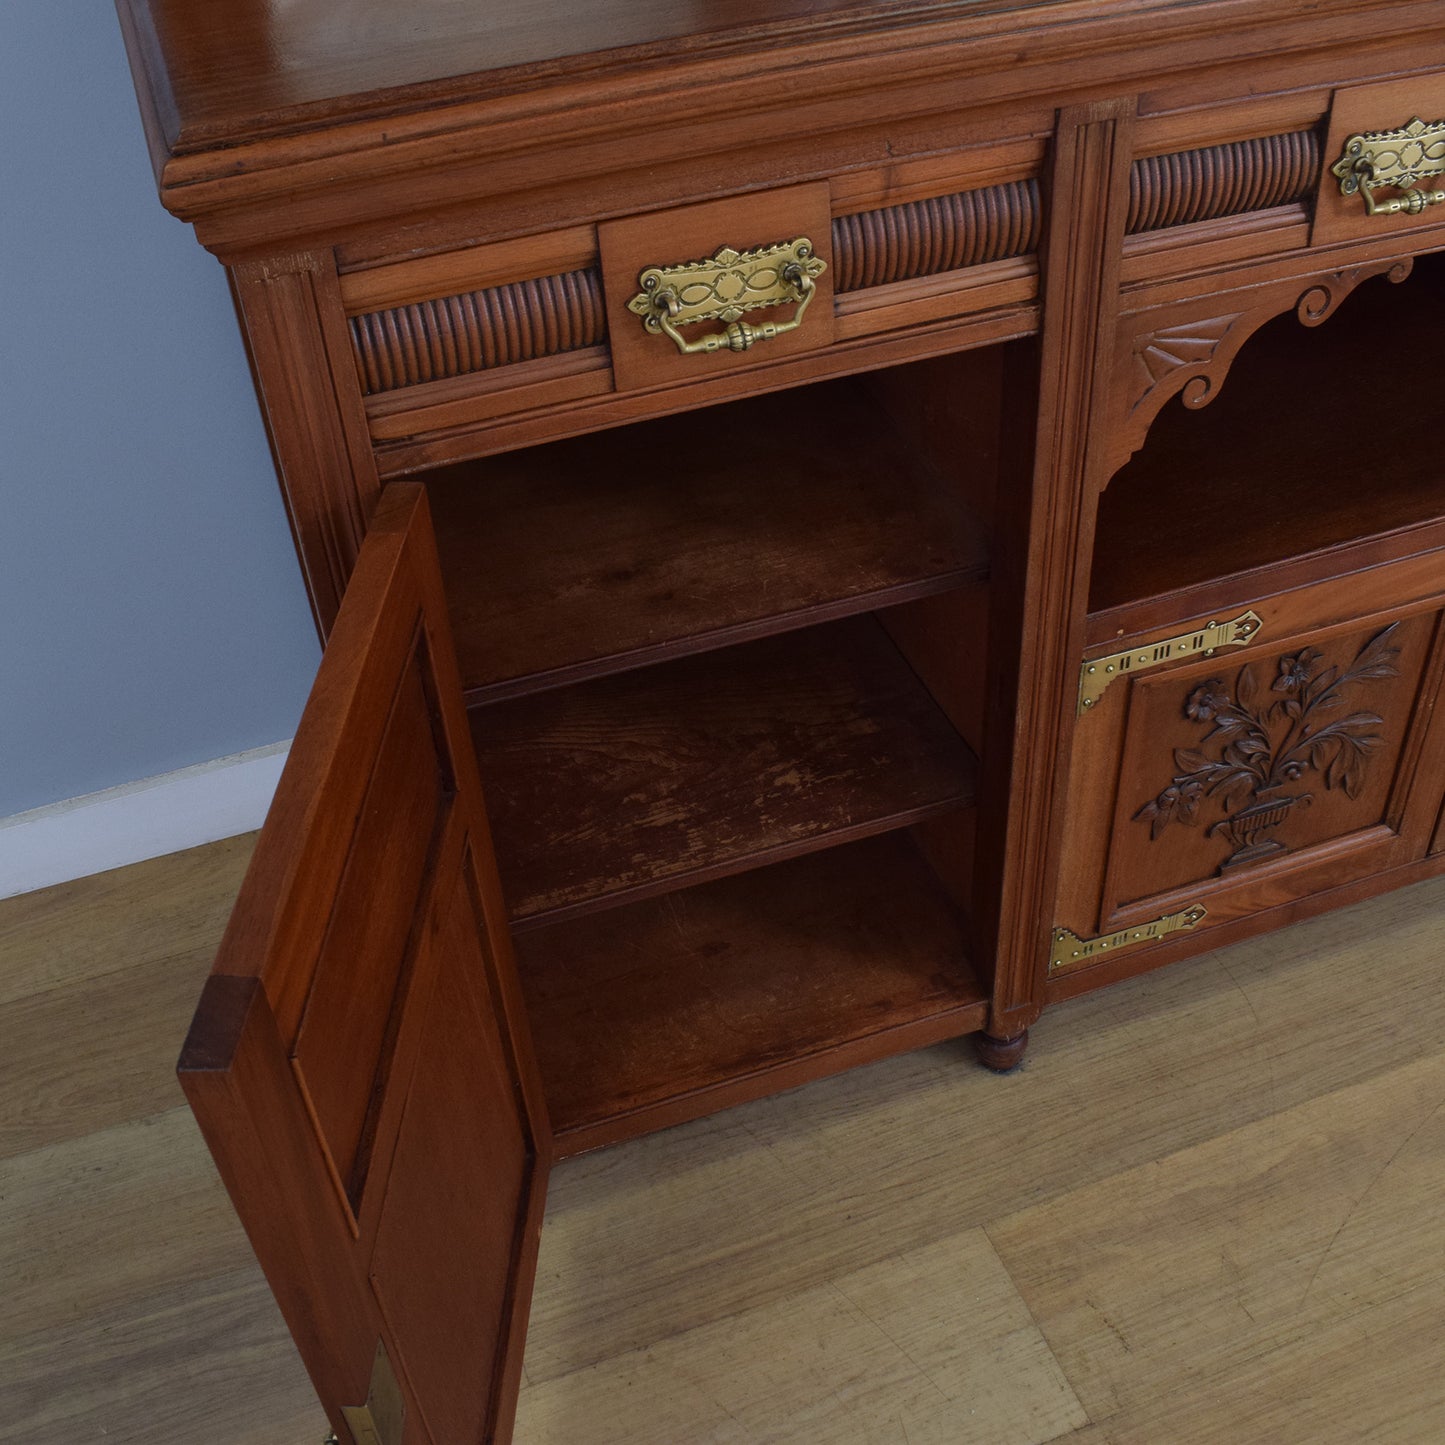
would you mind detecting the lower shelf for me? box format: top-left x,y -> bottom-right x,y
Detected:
512,831 -> 988,1154
473,616 -> 978,927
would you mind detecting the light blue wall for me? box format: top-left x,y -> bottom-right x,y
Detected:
0,6 -> 320,817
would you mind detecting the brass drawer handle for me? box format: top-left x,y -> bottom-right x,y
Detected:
627,237 -> 826,356
1331,116 -> 1445,217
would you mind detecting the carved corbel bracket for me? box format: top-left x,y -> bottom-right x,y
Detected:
1104,257 -> 1414,483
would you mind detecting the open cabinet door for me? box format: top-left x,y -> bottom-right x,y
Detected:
179,483 -> 551,1445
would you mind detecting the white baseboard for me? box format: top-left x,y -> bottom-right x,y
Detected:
0,741 -> 291,900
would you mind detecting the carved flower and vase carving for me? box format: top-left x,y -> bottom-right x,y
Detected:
1134,625 -> 1401,873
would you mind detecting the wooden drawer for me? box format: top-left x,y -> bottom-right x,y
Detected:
598,183 -> 836,392
334,138 -> 1047,470
1314,71 -> 1445,248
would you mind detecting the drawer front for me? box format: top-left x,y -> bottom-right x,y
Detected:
598,183 -> 836,393
334,135 -> 1047,470
1314,71 -> 1445,249
1053,550 -> 1445,990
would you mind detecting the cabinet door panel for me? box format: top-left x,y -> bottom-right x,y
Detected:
1102,613 -> 1437,915
180,483 -> 550,1445
1056,572 -> 1445,987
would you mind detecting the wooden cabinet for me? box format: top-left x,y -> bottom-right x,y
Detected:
1054,254 -> 1445,996
116,0 -> 1445,1438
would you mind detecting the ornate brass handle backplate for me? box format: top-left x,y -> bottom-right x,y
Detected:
627,237 -> 826,355
1331,116 -> 1445,218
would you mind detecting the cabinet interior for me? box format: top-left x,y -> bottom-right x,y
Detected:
1091,252 -> 1445,623
419,344 -> 1022,1151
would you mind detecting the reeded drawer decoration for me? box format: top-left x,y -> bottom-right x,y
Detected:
349,268 -> 606,394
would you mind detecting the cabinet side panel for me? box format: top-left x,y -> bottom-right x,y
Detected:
231,252 -> 382,636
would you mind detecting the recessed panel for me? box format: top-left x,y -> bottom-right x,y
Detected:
1103,614 -> 1437,912
369,858 -> 534,1445
293,651 -> 450,1214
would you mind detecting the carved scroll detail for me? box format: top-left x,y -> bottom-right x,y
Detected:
831,178 -> 1040,292
1128,129 -> 1321,234
1111,258 -> 1414,478
350,268 -> 606,394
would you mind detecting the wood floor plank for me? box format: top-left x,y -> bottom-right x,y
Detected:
3,839 -> 1444,1443
0,951 -> 207,1160
0,834 -> 252,1007
986,1050 -> 1445,1429
0,1267 -> 325,1445
0,1108 -> 251,1342
1095,1279 -> 1445,1444
516,1229 -> 1087,1445
523,874 -> 1445,1382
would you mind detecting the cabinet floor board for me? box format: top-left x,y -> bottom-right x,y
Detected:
428,379 -> 987,701
472,616 -> 979,927
513,833 -> 987,1149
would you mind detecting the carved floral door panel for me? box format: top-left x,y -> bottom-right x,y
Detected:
1055,558 -> 1445,989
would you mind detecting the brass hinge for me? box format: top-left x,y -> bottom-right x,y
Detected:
336,1341 -> 406,1445
1049,906 -> 1207,978
1078,611 -> 1263,715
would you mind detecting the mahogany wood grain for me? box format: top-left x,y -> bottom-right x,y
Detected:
512,833 -> 988,1152
1119,205 -> 1314,287
470,617 -> 979,927
982,99 -> 1137,1043
350,268 -> 606,393
1133,89 -> 1329,155
121,0 -> 1445,263
1094,252 -> 1445,613
423,373 -> 990,701
1056,562 -> 1445,999
122,0 -> 1071,149
598,184 -> 835,394
365,348 -> 613,444
374,300 -> 1039,475
1109,251 -> 1419,484
1126,129 -> 1320,234
230,254 -> 380,637
832,179 -> 1040,292
179,485 -> 551,1443
339,225 -> 599,313
108,1 -> 1445,1435
1313,69 -> 1445,250
1045,845 -> 1445,1003
974,1028 -> 1029,1071
830,135 -> 1049,216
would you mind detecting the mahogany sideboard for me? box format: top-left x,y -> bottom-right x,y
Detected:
116,0 -> 1445,1438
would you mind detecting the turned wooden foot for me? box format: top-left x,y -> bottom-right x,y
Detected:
975,1028 -> 1029,1073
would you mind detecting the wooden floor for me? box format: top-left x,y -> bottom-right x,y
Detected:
3,837 -> 1444,1444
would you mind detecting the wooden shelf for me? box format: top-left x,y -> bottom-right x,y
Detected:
1091,255 -> 1445,615
512,833 -> 988,1152
426,376 -> 988,702
470,616 -> 978,927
